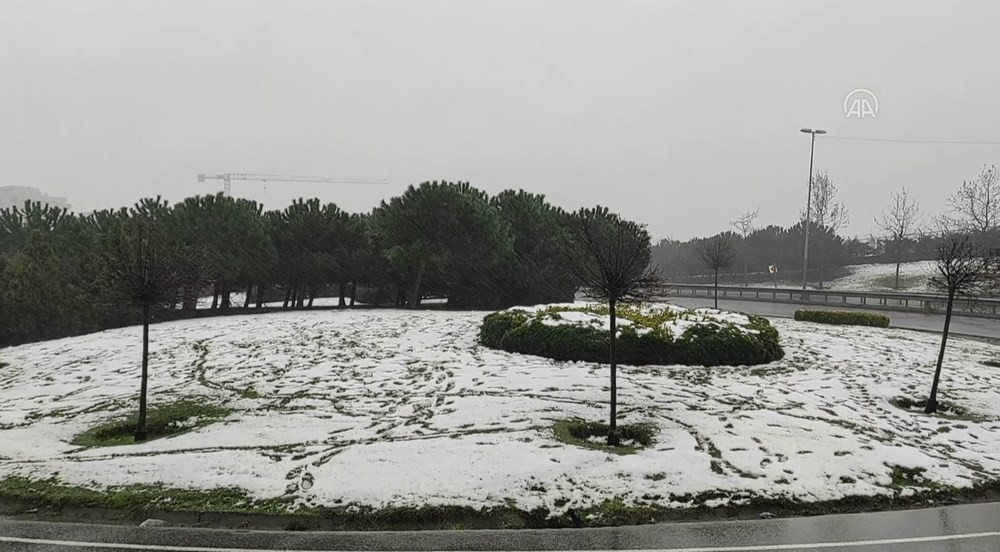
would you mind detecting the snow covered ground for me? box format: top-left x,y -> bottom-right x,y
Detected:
773,260 -> 936,292
1,308 -> 999,514
826,260 -> 937,293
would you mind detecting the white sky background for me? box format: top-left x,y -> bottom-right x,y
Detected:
2,0 -> 999,240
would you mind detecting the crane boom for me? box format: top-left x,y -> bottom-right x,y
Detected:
197,173 -> 388,196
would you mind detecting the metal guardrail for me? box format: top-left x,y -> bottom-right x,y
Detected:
662,283 -> 1000,319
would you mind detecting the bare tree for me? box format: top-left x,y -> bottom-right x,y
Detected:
925,230 -> 997,414
730,208 -> 758,286
802,171 -> 849,289
697,236 -> 735,309
875,187 -> 921,289
564,207 -> 662,446
947,164 -> 999,235
104,218 -> 191,441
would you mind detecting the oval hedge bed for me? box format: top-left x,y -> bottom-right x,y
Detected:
794,309 -> 890,328
479,303 -> 783,367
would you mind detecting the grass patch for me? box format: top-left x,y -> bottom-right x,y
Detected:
889,397 -> 986,422
871,274 -> 925,290
70,399 -> 232,447
4,475 -> 1000,530
0,476 -> 285,513
887,465 -> 936,489
551,419 -> 655,455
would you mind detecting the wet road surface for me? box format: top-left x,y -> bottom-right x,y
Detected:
3,501 -> 1000,551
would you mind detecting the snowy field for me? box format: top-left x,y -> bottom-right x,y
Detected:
773,260 -> 936,292
825,260 -> 936,293
2,308 -> 1000,514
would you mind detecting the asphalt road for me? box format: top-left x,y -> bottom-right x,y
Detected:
669,296 -> 1000,339
4,502 -> 1000,551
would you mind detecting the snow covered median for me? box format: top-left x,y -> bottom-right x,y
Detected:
1,308 -> 999,519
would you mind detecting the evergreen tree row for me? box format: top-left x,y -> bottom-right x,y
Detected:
0,182 -> 596,346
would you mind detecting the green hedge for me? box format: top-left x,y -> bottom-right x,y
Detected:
793,309 -> 890,328
479,309 -> 783,367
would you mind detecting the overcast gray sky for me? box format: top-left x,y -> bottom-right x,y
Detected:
3,0 -> 999,240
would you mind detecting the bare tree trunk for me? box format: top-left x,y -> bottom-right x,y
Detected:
339,282 -> 347,308
135,304 -> 150,442
714,268 -> 720,309
308,285 -> 316,308
182,284 -> 197,311
256,285 -> 265,308
407,262 -> 426,309
895,262 -> 901,289
220,282 -> 231,310
349,282 -> 357,307
926,290 -> 955,414
244,285 -> 253,308
211,283 -> 219,310
282,286 -> 291,309
607,297 -> 620,446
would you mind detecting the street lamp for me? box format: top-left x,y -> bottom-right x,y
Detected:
799,128 -> 827,290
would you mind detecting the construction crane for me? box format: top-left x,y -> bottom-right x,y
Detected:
197,173 -> 388,196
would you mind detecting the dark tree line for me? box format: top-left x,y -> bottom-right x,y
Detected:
655,220 -> 955,287
652,221 -> 850,286
0,182 -> 634,347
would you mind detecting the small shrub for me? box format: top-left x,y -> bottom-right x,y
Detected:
793,309 -> 890,328
552,419 -> 655,454
478,310 -> 529,348
71,399 -> 231,447
479,306 -> 783,367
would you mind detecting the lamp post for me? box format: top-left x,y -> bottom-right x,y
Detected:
799,128 -> 826,289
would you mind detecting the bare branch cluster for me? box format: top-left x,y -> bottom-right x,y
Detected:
946,164 -> 1000,235
804,172 -> 849,232
104,219 -> 202,310
697,235 -> 735,272
929,229 -> 999,298
875,187 -> 921,242
730,208 -> 759,239
564,207 -> 662,303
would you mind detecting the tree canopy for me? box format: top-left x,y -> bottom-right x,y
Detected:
0,184 -> 637,346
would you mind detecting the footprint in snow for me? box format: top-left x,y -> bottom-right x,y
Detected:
301,472 -> 315,490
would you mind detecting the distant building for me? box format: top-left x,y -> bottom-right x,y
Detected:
0,186 -> 72,211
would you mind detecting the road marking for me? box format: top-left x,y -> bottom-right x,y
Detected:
3,531 -> 1000,552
